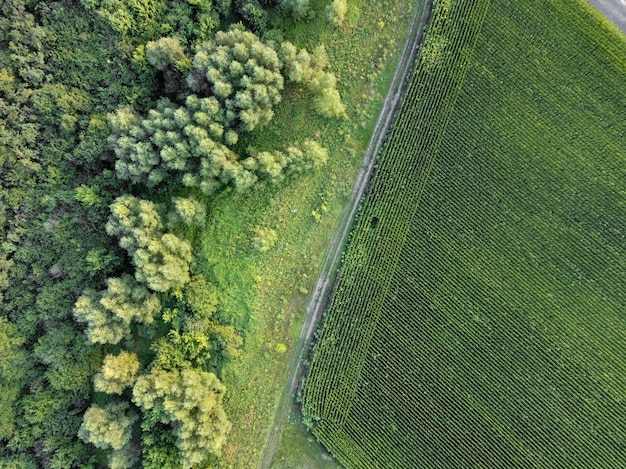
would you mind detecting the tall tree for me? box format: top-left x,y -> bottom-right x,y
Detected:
94,351 -> 141,395
78,402 -> 139,469
133,368 -> 231,467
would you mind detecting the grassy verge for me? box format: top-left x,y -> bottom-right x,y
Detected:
301,0 -> 626,466
195,0 -> 418,466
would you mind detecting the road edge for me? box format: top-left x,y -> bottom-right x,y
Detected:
257,1 -> 434,466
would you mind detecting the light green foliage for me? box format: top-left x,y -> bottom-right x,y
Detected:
74,184 -> 101,207
326,0 -> 347,26
278,44 -> 346,118
100,274 -> 162,324
251,225 -> 277,252
167,196 -> 207,228
133,368 -> 231,467
73,291 -> 129,344
189,26 -> 284,131
78,402 -> 139,468
132,232 -> 192,292
110,96 -> 249,192
248,139 -> 328,184
106,195 -> 192,291
150,328 -> 212,370
106,195 -> 164,252
94,351 -> 141,395
146,36 -> 190,71
74,275 -> 162,344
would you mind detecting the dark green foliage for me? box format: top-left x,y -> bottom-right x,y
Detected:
280,0 -> 309,21
234,0 -> 269,33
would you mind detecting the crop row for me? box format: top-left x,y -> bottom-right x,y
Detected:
302,0 -> 492,445
302,0 -> 626,467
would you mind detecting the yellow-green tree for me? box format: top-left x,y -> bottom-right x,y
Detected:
94,351 -> 141,395
78,402 -> 139,469
133,368 -> 231,467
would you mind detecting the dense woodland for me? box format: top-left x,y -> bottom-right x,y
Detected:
0,0 -> 346,467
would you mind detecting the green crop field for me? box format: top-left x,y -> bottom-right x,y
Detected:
301,0 -> 626,466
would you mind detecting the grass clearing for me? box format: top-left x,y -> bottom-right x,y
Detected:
302,0 -> 626,466
194,0 -> 419,466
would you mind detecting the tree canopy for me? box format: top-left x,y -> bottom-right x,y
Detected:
133,368 -> 231,467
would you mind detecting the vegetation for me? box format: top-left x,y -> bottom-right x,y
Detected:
0,0 -> 352,466
302,0 -> 626,467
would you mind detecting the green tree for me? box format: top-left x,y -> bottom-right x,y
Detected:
73,290 -> 129,345
133,368 -> 231,467
94,351 -> 141,395
146,37 -> 190,71
0,318 -> 27,441
278,43 -> 346,118
281,0 -> 310,20
184,274 -> 219,319
167,196 -> 206,228
100,274 -> 162,324
106,195 -> 164,253
326,0 -> 347,26
132,232 -> 192,292
188,25 -> 284,131
74,184 -> 102,207
74,275 -> 162,344
78,402 -> 139,469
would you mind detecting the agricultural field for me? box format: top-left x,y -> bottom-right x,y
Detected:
302,0 -> 626,466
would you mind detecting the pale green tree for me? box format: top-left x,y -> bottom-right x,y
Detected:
188,25 -> 284,131
132,233 -> 192,292
94,351 -> 141,395
167,196 -> 207,228
146,37 -> 190,71
73,291 -> 128,345
133,368 -> 231,467
78,402 -> 139,469
100,274 -> 162,325
326,0 -> 347,26
106,195 -> 164,253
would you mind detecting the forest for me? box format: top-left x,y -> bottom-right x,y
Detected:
0,0 -> 349,467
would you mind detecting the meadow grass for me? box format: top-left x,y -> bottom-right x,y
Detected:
302,0 -> 626,466
194,0 -> 418,466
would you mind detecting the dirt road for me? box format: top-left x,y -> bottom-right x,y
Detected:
588,0 -> 626,33
257,1 -> 434,467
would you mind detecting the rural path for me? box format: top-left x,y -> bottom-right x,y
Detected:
257,1 -> 434,467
